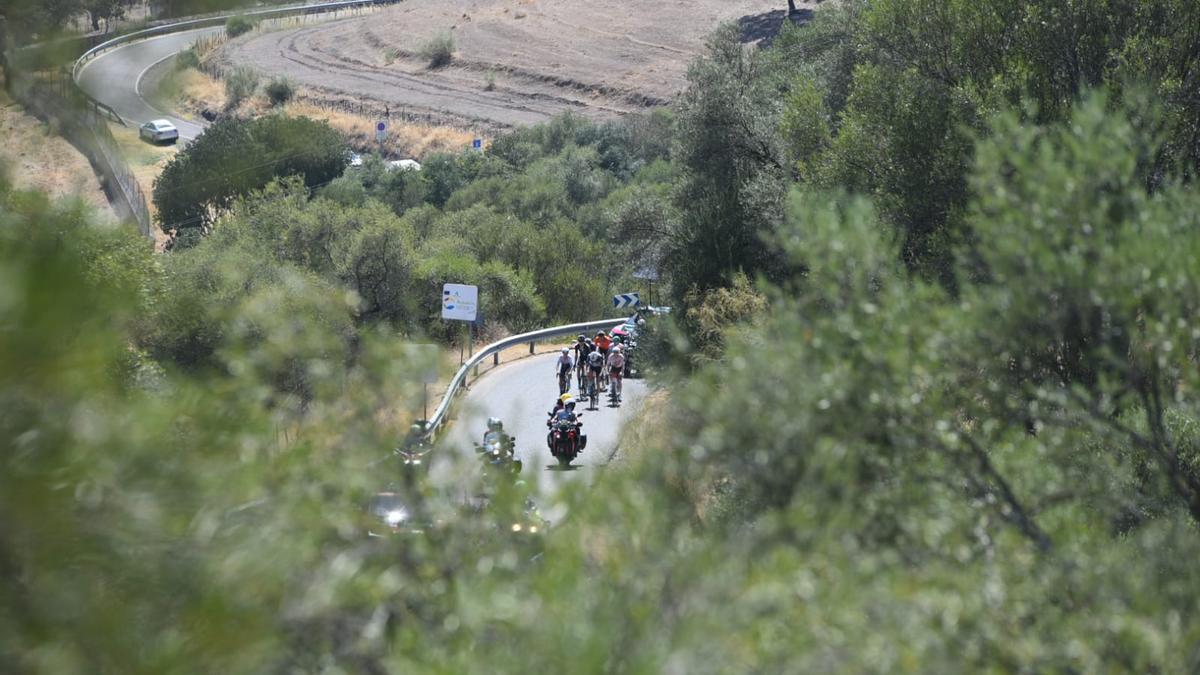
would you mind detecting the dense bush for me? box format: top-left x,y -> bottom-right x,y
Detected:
264,76 -> 296,106
225,15 -> 255,38
175,48 -> 200,71
223,65 -> 259,108
419,32 -> 454,69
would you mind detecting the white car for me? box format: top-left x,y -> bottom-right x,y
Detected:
387,159 -> 422,172
139,119 -> 179,144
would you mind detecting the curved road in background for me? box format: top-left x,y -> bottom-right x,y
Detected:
76,27 -> 220,140
438,352 -> 647,506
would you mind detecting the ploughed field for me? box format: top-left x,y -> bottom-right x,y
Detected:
215,0 -> 803,129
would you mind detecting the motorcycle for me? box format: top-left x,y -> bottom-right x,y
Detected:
546,412 -> 586,467
477,429 -> 523,479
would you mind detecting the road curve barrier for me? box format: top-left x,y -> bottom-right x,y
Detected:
424,318 -> 626,440
72,0 -> 403,89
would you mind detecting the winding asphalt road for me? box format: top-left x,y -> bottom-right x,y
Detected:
439,352 -> 647,500
75,27 -> 219,140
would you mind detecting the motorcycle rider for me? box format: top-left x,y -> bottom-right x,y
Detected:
481,417 -> 511,454
547,397 -> 583,455
607,344 -> 626,402
549,392 -> 572,418
554,347 -> 574,394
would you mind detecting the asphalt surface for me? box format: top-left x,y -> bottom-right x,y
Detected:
438,352 -> 647,501
75,28 -> 219,141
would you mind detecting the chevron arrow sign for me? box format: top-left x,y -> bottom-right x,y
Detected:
612,293 -> 641,309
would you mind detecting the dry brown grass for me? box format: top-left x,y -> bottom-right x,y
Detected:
176,68 -> 227,115
284,101 -> 475,158
167,66 -> 477,158
0,85 -> 113,218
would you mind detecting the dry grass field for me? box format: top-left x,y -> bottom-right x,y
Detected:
217,0 -> 818,129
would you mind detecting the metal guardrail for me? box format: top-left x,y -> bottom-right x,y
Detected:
425,318 -> 626,439
72,0 -> 401,82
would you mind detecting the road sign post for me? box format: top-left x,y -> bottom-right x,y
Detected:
408,343 -> 440,423
632,267 -> 659,307
376,120 -> 386,153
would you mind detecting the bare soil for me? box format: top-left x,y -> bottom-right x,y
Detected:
216,0 -> 816,130
0,89 -> 114,218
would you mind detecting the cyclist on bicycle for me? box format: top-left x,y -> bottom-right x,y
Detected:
586,345 -> 605,398
573,334 -> 590,383
594,330 -> 612,358
573,334 -> 590,363
607,344 -> 626,402
555,348 -> 573,394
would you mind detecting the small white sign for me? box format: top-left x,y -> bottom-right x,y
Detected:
442,283 -> 478,322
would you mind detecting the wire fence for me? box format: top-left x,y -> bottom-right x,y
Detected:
8,69 -> 154,239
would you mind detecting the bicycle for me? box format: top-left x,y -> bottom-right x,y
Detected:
585,371 -> 599,409
558,369 -> 571,395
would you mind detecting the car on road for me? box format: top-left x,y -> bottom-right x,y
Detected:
139,119 -> 179,144
387,159 -> 422,172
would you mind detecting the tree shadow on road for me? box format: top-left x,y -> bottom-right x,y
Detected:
738,8 -> 816,48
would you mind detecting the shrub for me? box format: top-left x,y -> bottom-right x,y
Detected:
225,15 -> 255,38
175,48 -> 200,71
419,33 -> 454,69
224,66 -> 260,109
264,77 -> 296,107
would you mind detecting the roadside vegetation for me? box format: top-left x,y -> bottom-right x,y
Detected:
5,0 -> 1200,672
224,14 -> 256,38
419,32 -> 454,69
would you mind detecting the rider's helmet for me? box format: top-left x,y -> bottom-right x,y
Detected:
613,344 -> 622,353
561,348 -> 569,354
410,423 -> 424,436
577,334 -> 586,341
560,393 -> 573,403
487,417 -> 503,431
596,330 -> 607,338
612,335 -> 622,344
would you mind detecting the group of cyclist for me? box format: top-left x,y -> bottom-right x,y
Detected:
554,329 -> 626,404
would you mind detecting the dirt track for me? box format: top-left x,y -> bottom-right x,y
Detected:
217,0 -> 814,130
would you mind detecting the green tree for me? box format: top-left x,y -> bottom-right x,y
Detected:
152,116 -> 348,245
670,23 -> 787,301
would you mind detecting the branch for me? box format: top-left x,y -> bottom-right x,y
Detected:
958,434 -> 1053,552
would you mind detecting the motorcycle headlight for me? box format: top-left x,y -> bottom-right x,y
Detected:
511,523 -> 523,532
385,509 -> 408,526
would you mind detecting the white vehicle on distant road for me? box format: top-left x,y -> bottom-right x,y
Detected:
387,159 -> 421,172
139,119 -> 179,144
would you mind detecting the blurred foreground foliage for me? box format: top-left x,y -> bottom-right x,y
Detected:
6,0 -> 1200,670
6,88 -> 1200,672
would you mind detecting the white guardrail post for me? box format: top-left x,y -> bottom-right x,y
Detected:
424,318 -> 626,440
